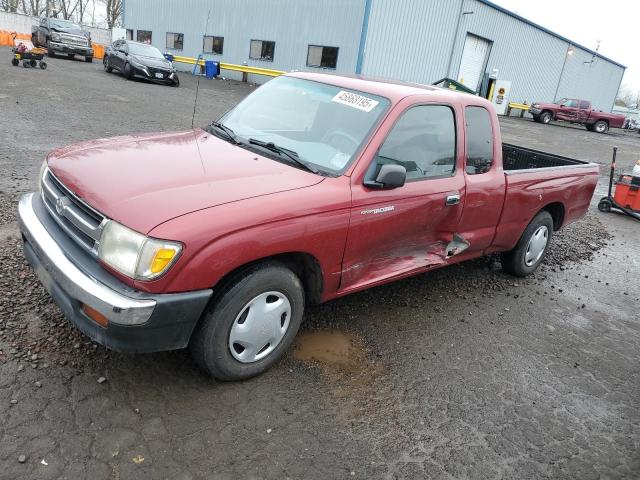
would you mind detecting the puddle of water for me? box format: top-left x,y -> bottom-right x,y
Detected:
293,330 -> 364,371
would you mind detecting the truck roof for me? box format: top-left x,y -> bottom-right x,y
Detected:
287,71 -> 482,105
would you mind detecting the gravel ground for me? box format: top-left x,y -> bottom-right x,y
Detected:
0,49 -> 639,479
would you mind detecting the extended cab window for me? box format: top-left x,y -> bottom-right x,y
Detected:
374,106 -> 456,181
563,99 -> 578,108
465,106 -> 494,175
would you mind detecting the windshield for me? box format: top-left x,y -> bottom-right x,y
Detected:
555,98 -> 568,105
50,19 -> 81,30
128,43 -> 165,59
219,76 -> 390,175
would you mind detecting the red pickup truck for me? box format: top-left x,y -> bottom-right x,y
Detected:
18,73 -> 599,380
529,98 -> 625,133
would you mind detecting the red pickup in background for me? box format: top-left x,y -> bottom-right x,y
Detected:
19,73 -> 599,380
529,98 -> 625,133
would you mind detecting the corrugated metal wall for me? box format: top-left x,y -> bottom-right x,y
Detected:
361,0 -> 624,111
123,0 -> 625,111
123,0 -> 364,82
555,47 -> 625,112
358,0 -> 460,83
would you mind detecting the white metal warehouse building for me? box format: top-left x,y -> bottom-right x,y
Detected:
122,0 -> 625,111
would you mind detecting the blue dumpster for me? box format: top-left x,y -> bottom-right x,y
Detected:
205,60 -> 219,79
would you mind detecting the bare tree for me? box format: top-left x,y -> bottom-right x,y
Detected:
103,0 -> 121,28
0,0 -> 20,12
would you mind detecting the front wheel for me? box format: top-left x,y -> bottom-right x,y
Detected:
11,58 -> 19,66
502,211 -> 554,277
85,56 -> 93,63
172,74 -> 180,87
598,198 -> 612,212
539,112 -> 552,124
103,56 -> 112,72
123,62 -> 133,79
190,263 -> 305,380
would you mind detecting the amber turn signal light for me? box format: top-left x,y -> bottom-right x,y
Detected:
82,304 -> 109,327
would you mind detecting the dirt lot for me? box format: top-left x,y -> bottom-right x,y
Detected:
0,49 -> 639,480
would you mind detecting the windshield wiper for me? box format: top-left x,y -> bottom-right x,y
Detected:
247,138 -> 320,174
206,121 -> 238,144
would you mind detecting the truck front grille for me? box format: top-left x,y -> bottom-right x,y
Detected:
40,168 -> 106,256
59,33 -> 88,47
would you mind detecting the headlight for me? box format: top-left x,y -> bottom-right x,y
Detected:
532,103 -> 540,108
98,221 -> 182,280
51,32 -> 61,42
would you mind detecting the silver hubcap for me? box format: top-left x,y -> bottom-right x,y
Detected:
525,225 -> 549,266
228,291 -> 291,363
596,123 -> 605,132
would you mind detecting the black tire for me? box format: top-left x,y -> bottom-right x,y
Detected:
47,41 -> 55,57
598,198 -> 612,212
502,211 -> 554,277
103,56 -> 112,72
22,61 -> 29,68
539,111 -> 552,124
123,62 -> 133,80
593,120 -> 608,134
190,263 -> 305,381
39,61 -> 47,70
11,58 -> 19,66
29,59 -> 37,68
586,124 -> 594,132
85,56 -> 93,63
172,74 -> 180,87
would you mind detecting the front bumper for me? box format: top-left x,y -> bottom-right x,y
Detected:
132,65 -> 178,84
18,193 -> 212,353
49,41 -> 93,57
529,107 -> 541,115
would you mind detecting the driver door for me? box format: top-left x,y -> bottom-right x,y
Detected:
556,99 -> 579,121
340,101 -> 465,293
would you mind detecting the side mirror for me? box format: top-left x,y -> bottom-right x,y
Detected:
364,164 -> 407,189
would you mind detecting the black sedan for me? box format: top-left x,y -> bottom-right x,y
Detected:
103,40 -> 180,87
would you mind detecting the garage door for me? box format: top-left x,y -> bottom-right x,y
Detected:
458,34 -> 491,92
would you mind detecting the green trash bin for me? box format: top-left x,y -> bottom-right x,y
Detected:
431,78 -> 477,95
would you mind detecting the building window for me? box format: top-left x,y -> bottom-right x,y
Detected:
250,39 -> 275,61
126,29 -> 133,41
203,35 -> 224,55
137,30 -> 152,44
166,32 -> 184,50
307,45 -> 339,69
373,105 -> 456,181
465,106 -> 494,175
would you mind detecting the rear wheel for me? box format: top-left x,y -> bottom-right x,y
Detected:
39,61 -> 47,70
29,59 -> 37,68
593,120 -> 608,134
540,111 -> 552,124
11,58 -> 19,66
190,263 -> 305,380
502,211 -> 553,277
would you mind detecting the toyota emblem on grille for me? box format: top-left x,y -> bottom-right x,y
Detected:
55,196 -> 70,215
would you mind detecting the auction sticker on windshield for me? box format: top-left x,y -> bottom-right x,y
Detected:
332,91 -> 379,112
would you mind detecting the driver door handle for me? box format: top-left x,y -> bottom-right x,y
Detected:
445,194 -> 461,206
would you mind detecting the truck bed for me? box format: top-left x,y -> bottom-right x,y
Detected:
503,143 -> 589,171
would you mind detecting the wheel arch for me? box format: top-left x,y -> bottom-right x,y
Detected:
540,202 -> 565,231
208,252 -> 324,307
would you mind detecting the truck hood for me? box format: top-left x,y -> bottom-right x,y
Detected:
51,26 -> 89,38
46,129 -> 324,234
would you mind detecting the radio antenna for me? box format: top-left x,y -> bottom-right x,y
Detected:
191,9 -> 211,129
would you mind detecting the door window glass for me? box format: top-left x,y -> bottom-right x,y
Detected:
373,105 -> 456,181
563,99 -> 579,108
465,106 -> 494,175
